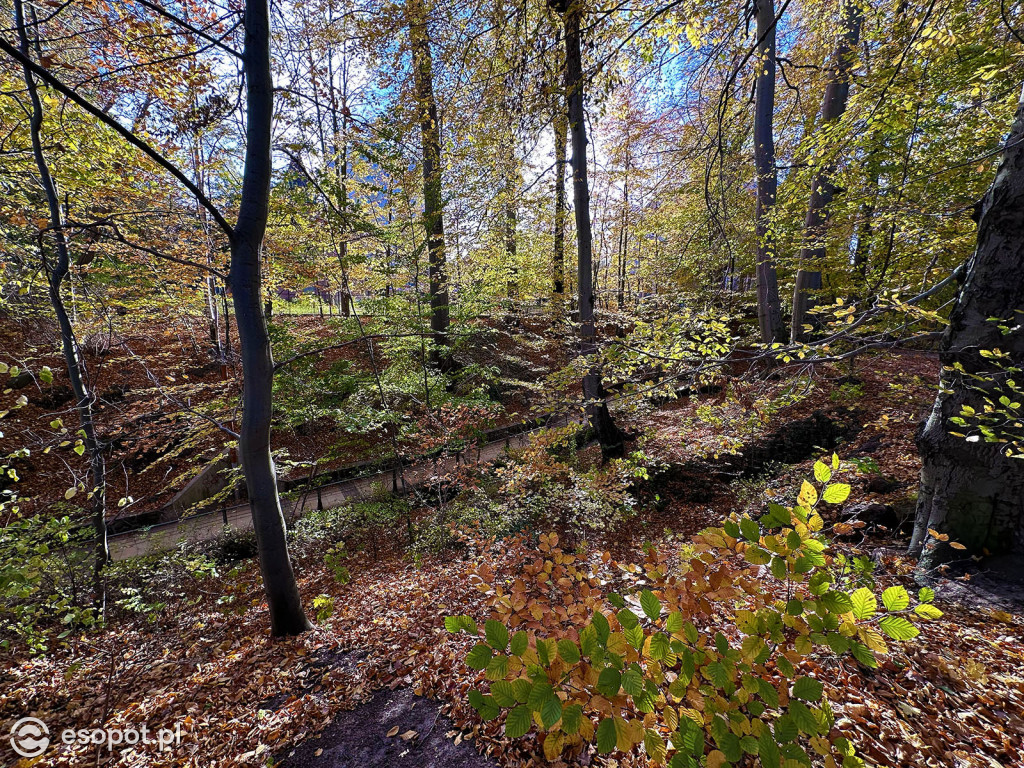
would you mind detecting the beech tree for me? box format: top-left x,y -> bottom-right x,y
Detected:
790,0 -> 863,342
910,86 -> 1024,573
407,0 -> 451,367
551,0 -> 625,459
752,0 -> 784,344
231,0 -> 311,635
12,0 -> 108,607
0,0 -> 310,636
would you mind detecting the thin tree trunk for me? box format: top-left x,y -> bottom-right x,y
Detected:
328,38 -> 353,317
192,135 -> 223,357
15,0 -> 108,610
553,0 -> 624,459
851,196 -> 875,283
617,170 -> 629,310
790,0 -> 863,341
753,0 -> 784,343
910,85 -> 1024,572
408,0 -> 450,367
222,288 -> 232,357
505,159 -> 519,316
230,0 -> 310,636
553,109 -> 567,297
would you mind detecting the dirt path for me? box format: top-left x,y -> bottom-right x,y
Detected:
277,688 -> 497,768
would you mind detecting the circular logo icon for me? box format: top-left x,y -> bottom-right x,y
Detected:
10,717 -> 49,758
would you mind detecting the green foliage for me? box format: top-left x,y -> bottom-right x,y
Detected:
446,460 -> 942,765
488,427 -> 656,535
945,332 -> 1024,459
313,593 -> 335,622
830,381 -> 865,404
0,513 -> 97,653
291,504 -> 353,554
324,543 -> 351,585
267,319 -> 365,430
291,483 -> 410,562
106,545 -> 222,622
204,526 -> 259,563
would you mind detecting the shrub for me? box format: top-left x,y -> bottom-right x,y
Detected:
0,513 -> 97,653
203,525 -> 259,563
324,543 -> 351,585
446,458 -> 941,766
491,426 -> 653,536
291,504 -> 353,556
106,544 -> 222,623
313,593 -> 335,622
413,486 -> 533,555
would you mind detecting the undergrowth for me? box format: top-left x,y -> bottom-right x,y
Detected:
446,458 -> 943,767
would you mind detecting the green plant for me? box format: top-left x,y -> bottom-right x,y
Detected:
446,458 -> 942,766
947,344 -> 1024,458
204,526 -> 259,563
291,505 -> 353,555
0,513 -> 98,653
324,543 -> 351,585
106,544 -> 222,623
313,593 -> 335,622
830,381 -> 865,403
490,426 -> 651,536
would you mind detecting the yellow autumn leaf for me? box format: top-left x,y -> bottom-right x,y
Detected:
798,480 -> 818,507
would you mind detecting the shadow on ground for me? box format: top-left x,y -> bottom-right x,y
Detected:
935,553 -> 1024,612
278,687 -> 498,768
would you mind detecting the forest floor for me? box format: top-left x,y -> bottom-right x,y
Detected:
1,309 -> 564,526
2,350 -> 1023,768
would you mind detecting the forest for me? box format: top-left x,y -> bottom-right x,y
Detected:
0,0 -> 1023,765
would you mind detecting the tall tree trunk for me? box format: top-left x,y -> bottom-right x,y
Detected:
851,196 -> 875,283
553,109 -> 567,297
617,172 -> 629,309
505,159 -> 519,315
192,134 -> 223,357
553,0 -> 625,459
408,0 -> 450,367
753,0 -> 784,343
910,86 -> 1024,573
15,0 -> 108,610
790,0 -> 863,341
328,38 -> 353,317
231,0 -> 310,636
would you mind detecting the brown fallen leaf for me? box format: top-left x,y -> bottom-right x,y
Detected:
386,726 -> 400,737
400,729 -> 418,741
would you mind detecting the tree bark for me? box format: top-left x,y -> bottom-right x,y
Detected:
790,0 -> 863,342
753,0 -> 784,344
15,0 -> 108,610
231,0 -> 311,636
617,160 -> 629,310
553,0 -> 625,459
408,0 -> 450,367
328,39 -> 354,317
553,108 -> 567,297
910,85 -> 1024,572
851,197 -> 875,283
505,156 -> 519,315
